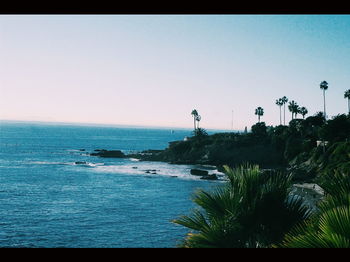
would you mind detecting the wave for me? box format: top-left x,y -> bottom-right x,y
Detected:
23,159 -> 225,182
29,161 -> 104,167
89,161 -> 226,181
73,162 -> 104,167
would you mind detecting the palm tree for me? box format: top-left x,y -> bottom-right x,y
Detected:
278,169 -> 350,248
276,98 -> 283,125
344,89 -> 350,114
191,109 -> 198,131
255,107 -> 264,123
195,115 -> 201,129
298,106 -> 308,119
288,100 -> 299,120
281,96 -> 288,125
295,106 -> 301,119
173,165 -> 311,248
320,81 -> 329,119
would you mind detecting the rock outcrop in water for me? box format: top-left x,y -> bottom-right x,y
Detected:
190,169 -> 209,176
90,149 -> 125,158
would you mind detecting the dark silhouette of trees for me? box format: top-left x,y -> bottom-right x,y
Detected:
173,165 -> 310,248
281,96 -> 288,125
344,89 -> 350,114
195,115 -> 201,129
299,106 -> 308,119
320,81 -> 329,119
276,98 -> 283,125
255,107 -> 264,123
288,100 -> 299,120
191,109 -> 199,131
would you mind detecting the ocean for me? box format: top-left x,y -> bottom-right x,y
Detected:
0,121 -> 224,248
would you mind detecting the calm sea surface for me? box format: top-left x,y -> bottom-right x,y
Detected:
0,121 -> 223,247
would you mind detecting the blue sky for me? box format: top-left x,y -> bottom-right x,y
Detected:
1,15 -> 349,130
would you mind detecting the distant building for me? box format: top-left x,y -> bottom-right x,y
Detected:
184,136 -> 189,141
316,140 -> 329,147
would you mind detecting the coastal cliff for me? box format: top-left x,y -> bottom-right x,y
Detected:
90,114 -> 350,184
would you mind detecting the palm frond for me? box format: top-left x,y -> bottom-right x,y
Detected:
172,209 -> 210,232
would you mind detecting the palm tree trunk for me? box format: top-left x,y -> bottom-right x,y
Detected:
193,117 -> 196,131
279,106 -> 282,125
283,104 -> 286,125
258,115 -> 260,123
323,89 -> 326,119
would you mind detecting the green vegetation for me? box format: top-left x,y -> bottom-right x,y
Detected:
281,96 -> 288,125
345,89 -> 350,114
299,106 -> 308,119
171,83 -> 350,248
288,100 -> 299,120
254,107 -> 264,123
276,98 -> 283,125
173,164 -> 350,248
320,81 -> 329,119
277,168 -> 350,248
191,109 -> 199,131
152,113 -> 349,184
173,165 -> 311,248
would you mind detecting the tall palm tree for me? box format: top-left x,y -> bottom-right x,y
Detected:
320,81 -> 329,119
281,96 -> 288,125
294,106 -> 301,119
276,98 -> 283,125
173,165 -> 311,248
255,107 -> 264,123
195,115 -> 201,129
288,100 -> 299,120
299,106 -> 308,119
191,109 -> 198,131
344,89 -> 350,114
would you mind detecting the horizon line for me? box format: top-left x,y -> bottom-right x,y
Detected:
0,119 -> 242,132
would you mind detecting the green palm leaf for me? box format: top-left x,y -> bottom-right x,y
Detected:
279,168 -> 350,248
173,164 -> 311,248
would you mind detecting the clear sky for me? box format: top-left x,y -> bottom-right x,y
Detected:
1,15 -> 349,130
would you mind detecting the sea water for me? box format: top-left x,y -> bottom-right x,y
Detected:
0,121 -> 223,247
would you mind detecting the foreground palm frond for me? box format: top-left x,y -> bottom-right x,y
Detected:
278,169 -> 350,248
173,164 -> 311,248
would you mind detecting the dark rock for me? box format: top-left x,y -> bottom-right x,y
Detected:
90,150 -> 125,158
75,161 -> 87,165
79,149 -> 85,151
200,174 -> 218,180
190,169 -> 209,176
132,167 -> 138,169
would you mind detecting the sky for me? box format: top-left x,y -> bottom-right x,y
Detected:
0,15 -> 350,130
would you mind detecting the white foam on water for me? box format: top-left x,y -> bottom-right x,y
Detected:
89,160 -> 226,182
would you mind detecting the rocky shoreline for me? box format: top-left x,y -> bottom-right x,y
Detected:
87,148 -> 221,180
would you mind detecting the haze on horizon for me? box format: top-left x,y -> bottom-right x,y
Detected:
1,15 -> 350,130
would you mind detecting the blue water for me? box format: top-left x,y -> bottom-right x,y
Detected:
0,121 -> 222,247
